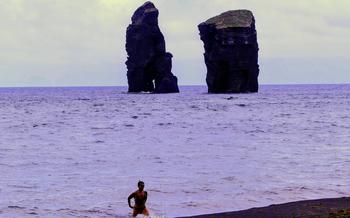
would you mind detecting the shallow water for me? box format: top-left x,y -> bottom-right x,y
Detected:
0,85 -> 349,217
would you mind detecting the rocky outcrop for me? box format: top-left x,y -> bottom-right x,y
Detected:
125,2 -> 179,93
198,10 -> 259,93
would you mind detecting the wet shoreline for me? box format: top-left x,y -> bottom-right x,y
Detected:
178,197 -> 350,218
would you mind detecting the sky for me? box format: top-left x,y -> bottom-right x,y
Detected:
0,0 -> 349,87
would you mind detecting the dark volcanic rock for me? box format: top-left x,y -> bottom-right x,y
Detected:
125,2 -> 179,93
198,10 -> 259,93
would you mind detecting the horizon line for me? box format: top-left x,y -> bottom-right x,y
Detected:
0,83 -> 349,89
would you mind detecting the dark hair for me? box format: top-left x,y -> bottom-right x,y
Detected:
138,180 -> 144,186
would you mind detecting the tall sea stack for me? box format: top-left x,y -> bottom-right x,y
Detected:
198,10 -> 259,93
125,2 -> 179,93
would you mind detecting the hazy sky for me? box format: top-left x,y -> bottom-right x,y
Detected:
1,0 -> 349,87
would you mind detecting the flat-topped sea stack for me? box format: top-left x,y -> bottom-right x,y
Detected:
198,10 -> 259,93
125,2 -> 179,93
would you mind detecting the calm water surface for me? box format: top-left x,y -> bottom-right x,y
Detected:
0,85 -> 349,217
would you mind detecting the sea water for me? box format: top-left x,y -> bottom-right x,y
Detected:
0,85 -> 349,217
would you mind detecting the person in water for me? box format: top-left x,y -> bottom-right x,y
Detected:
128,180 -> 149,217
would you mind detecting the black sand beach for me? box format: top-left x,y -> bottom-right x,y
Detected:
178,197 -> 350,218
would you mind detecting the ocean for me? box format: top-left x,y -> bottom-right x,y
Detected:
0,85 -> 349,217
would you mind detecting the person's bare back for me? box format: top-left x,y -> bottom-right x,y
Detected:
128,181 -> 149,217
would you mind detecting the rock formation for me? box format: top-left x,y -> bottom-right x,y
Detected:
198,10 -> 259,93
125,2 -> 179,93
